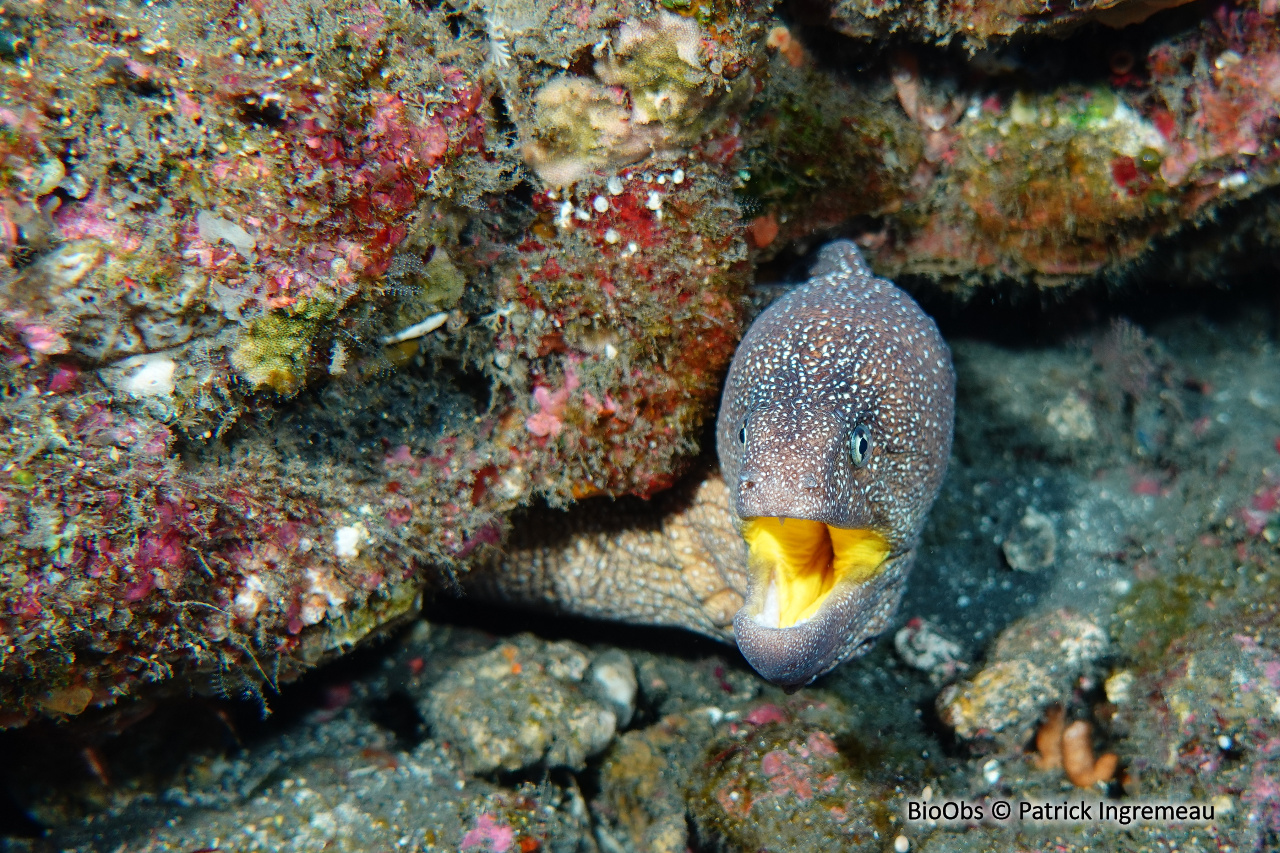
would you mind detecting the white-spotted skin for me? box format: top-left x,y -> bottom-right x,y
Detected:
715,240 -> 955,688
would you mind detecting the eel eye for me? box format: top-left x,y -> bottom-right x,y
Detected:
738,423 -> 747,446
850,424 -> 871,467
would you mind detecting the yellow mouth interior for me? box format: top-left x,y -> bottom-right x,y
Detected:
742,518 -> 890,629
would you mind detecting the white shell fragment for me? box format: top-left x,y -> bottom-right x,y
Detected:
116,354 -> 177,398
196,210 -> 257,259
381,312 -> 449,345
333,524 -> 366,560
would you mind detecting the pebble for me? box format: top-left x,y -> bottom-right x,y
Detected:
590,650 -> 638,727
893,619 -> 969,685
1001,506 -> 1057,571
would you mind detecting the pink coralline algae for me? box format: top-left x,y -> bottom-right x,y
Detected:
1,0 -> 491,426
0,321 -> 448,725
14,323 -> 68,355
489,161 -> 749,502
1240,472 -> 1280,537
461,814 -> 516,853
692,698 -> 894,850
756,732 -> 842,805
525,369 -> 620,440
525,372 -> 580,439
743,703 -> 788,727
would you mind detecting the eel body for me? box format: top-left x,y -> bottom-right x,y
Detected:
467,241 -> 954,688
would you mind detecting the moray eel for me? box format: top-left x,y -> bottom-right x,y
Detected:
715,240 -> 954,688
466,241 -> 953,689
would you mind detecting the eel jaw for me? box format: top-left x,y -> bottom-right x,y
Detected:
733,517 -> 891,689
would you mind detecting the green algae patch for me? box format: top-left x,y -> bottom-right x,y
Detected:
418,249 -> 466,310
230,297 -> 340,395
739,55 -> 922,244
1113,572 -> 1210,667
1113,540 -> 1280,671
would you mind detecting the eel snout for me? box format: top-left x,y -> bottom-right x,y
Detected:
732,514 -> 900,688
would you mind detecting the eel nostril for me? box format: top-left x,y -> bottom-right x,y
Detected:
799,473 -> 819,490
742,478 -> 755,490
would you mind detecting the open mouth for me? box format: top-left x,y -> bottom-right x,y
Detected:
741,517 -> 890,629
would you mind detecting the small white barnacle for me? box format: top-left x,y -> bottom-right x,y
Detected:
334,523 -> 367,560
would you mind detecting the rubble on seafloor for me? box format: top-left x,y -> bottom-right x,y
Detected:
422,635 -> 628,775
3,0 -> 1280,850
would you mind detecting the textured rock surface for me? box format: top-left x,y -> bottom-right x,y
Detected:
937,610 -> 1108,748
423,636 -> 618,774
743,6 -> 1280,286
595,712 -> 715,853
826,0 -> 1199,50
0,0 -> 761,723
688,697 -> 901,852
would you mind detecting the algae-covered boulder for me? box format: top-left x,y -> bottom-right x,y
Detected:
422,636 -> 619,774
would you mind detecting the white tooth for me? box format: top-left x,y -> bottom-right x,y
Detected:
759,576 -> 781,628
